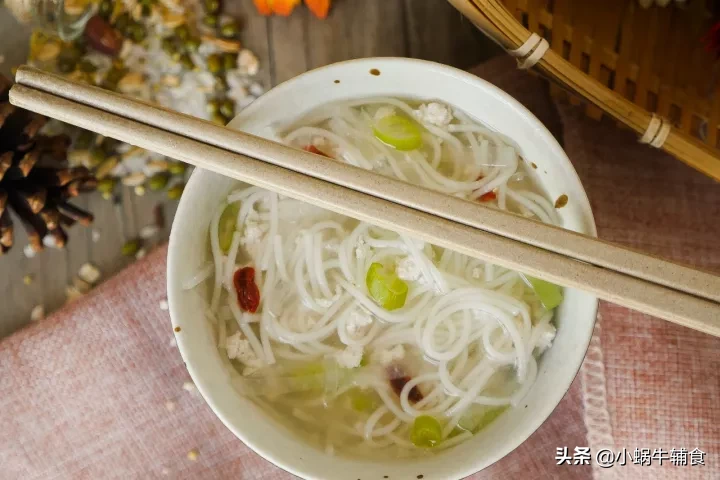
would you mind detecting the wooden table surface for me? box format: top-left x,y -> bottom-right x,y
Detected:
0,0 -> 499,337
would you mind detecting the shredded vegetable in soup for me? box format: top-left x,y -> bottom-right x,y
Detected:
188,98 -> 564,458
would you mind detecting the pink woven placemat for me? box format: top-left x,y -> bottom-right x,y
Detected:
1,56 -> 718,480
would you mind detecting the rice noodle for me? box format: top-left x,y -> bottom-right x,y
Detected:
191,97 -> 563,459
183,262 -> 214,290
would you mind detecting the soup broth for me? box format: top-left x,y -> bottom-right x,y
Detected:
188,98 -> 563,458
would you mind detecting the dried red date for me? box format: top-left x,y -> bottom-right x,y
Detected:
84,15 -> 123,56
233,266 -> 261,313
387,364 -> 423,403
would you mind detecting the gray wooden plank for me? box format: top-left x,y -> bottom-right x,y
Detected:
0,227 -> 44,336
0,12 -> 31,78
268,10 -> 310,85
39,235 -> 69,314
64,195 -> 93,299
306,0 -> 407,69
162,200 -> 178,241
226,1 -> 273,90
88,189 -> 133,279
305,1 -> 352,68
404,0 -> 500,69
348,0 -> 407,59
132,191 -> 170,255
124,185 -> 139,242
40,190 -> 94,315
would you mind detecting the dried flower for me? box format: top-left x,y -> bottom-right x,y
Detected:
253,0 -> 330,19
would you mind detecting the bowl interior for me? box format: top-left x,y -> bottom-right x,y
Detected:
168,58 -> 598,480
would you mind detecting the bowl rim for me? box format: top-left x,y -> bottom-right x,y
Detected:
168,56 -> 599,480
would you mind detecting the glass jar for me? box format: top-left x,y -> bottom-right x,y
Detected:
4,0 -> 95,41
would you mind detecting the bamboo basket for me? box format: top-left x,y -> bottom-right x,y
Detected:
448,0 -> 720,181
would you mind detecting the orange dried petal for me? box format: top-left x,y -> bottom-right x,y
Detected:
305,0 -> 330,19
271,0 -> 301,16
253,0 -> 273,15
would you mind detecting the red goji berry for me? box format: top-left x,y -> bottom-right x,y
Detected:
479,191 -> 497,202
303,145 -> 330,157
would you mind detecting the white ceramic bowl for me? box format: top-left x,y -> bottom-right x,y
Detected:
168,57 -> 598,480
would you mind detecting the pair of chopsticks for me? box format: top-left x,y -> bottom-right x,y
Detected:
9,66 -> 720,337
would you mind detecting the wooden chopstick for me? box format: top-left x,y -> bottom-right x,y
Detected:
13,66 -> 720,307
9,80 -> 720,337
